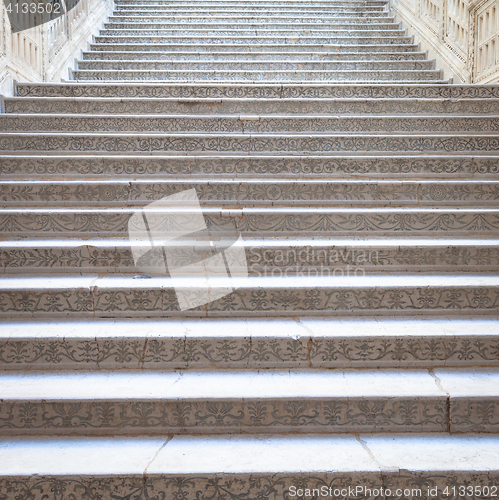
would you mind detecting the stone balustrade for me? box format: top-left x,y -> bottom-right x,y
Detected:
390,0 -> 498,82
0,0 -> 113,96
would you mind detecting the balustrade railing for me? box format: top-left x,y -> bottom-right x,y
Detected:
390,0 -> 498,82
0,0 -> 112,95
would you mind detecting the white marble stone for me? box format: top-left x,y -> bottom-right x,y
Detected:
0,369 -> 445,399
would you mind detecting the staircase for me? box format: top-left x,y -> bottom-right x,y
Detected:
1,0 -> 499,497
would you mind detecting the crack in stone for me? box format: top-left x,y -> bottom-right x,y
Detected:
143,436 -> 173,499
140,337 -> 148,369
292,316 -> 315,368
355,434 -> 397,474
428,368 -> 451,432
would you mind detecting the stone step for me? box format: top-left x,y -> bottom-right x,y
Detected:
1,132 -> 496,154
0,368 -> 496,435
107,12 -> 393,20
16,83 -> 493,100
80,51 -> 427,62
11,114 -> 498,134
104,21 -> 400,29
0,274 -> 497,317
92,35 -> 413,45
2,207 -> 499,238
2,155 -> 496,179
115,1 -> 388,7
114,0 -> 389,5
71,70 -> 443,82
2,239 -> 498,274
108,13 -> 393,20
1,316 -> 498,369
1,433 -> 499,498
113,0 -> 389,5
113,5 -> 388,11
76,60 -> 432,72
88,42 -> 421,53
97,28 -> 407,37
1,180 -> 498,207
7,97 -> 497,115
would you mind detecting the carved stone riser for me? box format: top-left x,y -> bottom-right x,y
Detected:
0,398 -> 452,435
2,180 -> 498,206
2,244 -> 498,274
2,116 -> 497,134
72,70 -> 443,82
107,14 -> 395,22
95,29 -> 408,38
18,83 -> 495,99
2,209 -> 499,237
103,21 -> 400,30
0,469 -> 498,500
2,134 -> 498,153
79,51 -> 426,62
0,397 -> 497,434
1,156 -> 497,178
114,0 -> 389,5
15,98 -> 499,116
92,36 -> 413,46
76,59 -> 431,72
0,284 -> 497,317
113,6 -> 388,12
105,11 -> 393,21
89,42 -> 418,52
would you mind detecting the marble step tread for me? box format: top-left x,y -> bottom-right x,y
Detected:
76,60 -> 432,71
113,8 -> 387,15
109,12 -> 389,19
79,51 -> 423,61
7,97 -> 496,115
108,13 -> 393,20
114,0 -> 389,5
1,180 -> 498,206
0,368 -> 496,435
109,12 -> 390,20
106,13 -> 393,21
3,238 -> 498,274
14,83 -> 489,100
1,132 -> 497,154
87,43 -> 422,53
113,0 -> 388,4
2,207 -> 499,238
115,2 -> 388,7
72,74 -> 444,83
108,11 -> 392,17
1,316 -> 498,369
96,28 -> 407,36
92,35 -> 413,44
2,155 -> 496,179
8,114 -> 498,134
113,5 -> 388,10
103,21 -> 400,28
1,433 -> 499,499
81,50 -> 421,61
0,274 -> 498,317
